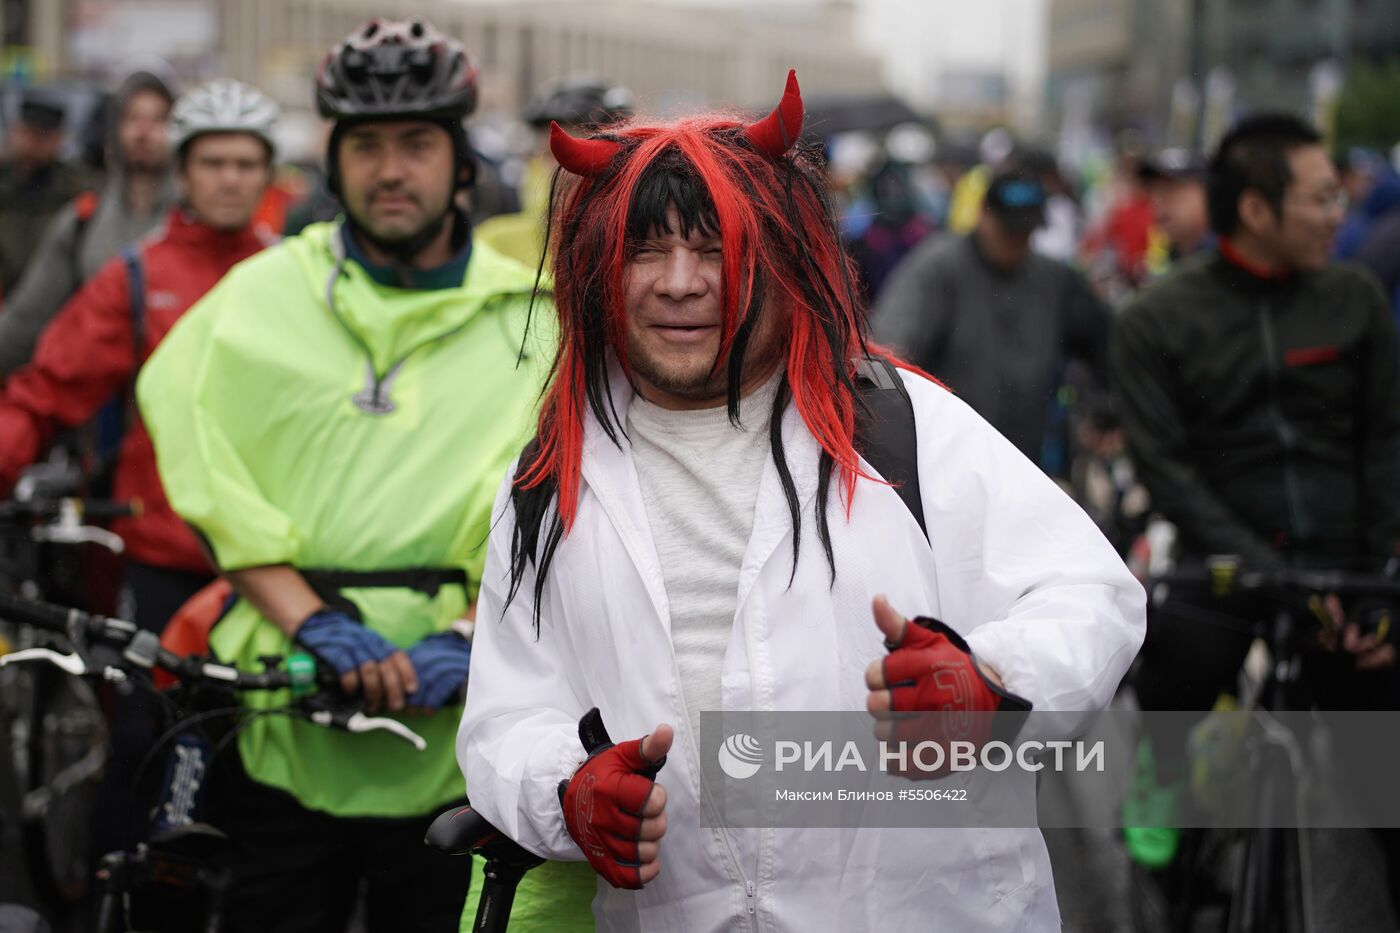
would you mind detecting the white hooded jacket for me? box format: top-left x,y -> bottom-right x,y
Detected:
458,365 -> 1146,932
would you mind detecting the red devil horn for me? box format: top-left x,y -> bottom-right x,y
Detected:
549,121 -> 622,177
744,70 -> 803,158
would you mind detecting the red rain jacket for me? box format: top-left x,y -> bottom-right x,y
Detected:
0,208 -> 271,573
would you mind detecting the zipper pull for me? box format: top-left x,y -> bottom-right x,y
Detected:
747,880 -> 755,914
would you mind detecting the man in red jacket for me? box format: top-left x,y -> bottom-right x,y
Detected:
0,79 -> 278,617
0,78 -> 279,852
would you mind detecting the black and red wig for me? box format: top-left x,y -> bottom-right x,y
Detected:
509,71 -> 896,618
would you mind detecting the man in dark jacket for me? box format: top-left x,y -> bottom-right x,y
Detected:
0,90 -> 90,295
1112,114 -> 1400,901
0,71 -> 175,375
872,169 -> 1108,470
1114,116 -> 1400,574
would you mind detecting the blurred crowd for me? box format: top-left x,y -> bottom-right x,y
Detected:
4,62 -> 1399,558
2,41 -> 1399,931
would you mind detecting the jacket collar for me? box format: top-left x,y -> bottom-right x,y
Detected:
579,361 -> 672,632
340,212 -> 473,290
314,222 -> 537,376
1212,237 -> 1299,294
737,395 -> 821,608
159,206 -> 271,256
1218,236 -> 1292,280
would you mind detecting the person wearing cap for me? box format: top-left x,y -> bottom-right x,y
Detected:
0,90 -> 89,295
0,77 -> 279,857
475,75 -> 635,268
137,20 -> 559,931
1137,148 -> 1212,273
0,70 -> 177,375
871,169 -> 1110,471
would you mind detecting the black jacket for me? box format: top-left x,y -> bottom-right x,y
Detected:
872,232 -> 1108,464
1111,249 -> 1400,569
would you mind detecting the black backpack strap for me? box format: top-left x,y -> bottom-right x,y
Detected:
88,247 -> 146,484
298,567 -> 470,620
122,247 -> 145,363
853,354 -> 927,541
121,246 -> 145,440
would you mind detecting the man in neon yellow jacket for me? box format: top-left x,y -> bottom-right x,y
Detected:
139,19 -> 586,932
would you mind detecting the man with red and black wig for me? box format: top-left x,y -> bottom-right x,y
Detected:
457,73 -> 1144,930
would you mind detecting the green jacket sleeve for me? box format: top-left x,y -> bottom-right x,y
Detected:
136,272 -> 303,570
1110,298 -> 1282,567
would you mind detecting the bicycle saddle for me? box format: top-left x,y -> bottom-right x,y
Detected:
424,805 -> 543,869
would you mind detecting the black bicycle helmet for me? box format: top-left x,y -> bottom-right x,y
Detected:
316,19 -> 478,122
315,16 -> 480,259
522,76 -> 634,129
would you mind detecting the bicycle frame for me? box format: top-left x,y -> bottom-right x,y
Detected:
0,487 -> 134,912
0,590 -> 428,933
1146,561 -> 1400,933
425,805 -> 544,933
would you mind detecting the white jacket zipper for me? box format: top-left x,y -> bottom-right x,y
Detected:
670,655 -> 759,929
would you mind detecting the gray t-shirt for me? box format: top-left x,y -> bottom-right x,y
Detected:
626,374 -> 781,740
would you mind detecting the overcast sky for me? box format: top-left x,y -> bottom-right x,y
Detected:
856,0 -> 1048,125
471,0 -> 1051,127
646,0 -> 1051,125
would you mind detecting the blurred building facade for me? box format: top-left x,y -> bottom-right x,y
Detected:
1047,0 -> 1400,147
16,0 -> 885,117
935,68 -> 1011,130
1203,0 -> 1400,117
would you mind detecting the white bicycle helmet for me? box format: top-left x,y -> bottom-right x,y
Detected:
169,79 -> 279,157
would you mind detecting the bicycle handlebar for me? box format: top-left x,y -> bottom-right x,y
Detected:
0,497 -> 139,523
0,497 -> 139,557
0,591 -> 427,749
1152,559 -> 1400,600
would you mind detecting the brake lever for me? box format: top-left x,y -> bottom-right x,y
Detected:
302,705 -> 428,751
32,523 -> 126,554
344,712 -> 429,750
0,646 -> 89,675
0,646 -> 128,684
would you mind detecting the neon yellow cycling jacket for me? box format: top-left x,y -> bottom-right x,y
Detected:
138,221 -> 553,817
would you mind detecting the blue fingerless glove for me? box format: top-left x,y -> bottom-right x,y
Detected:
293,609 -> 398,678
406,630 -> 472,709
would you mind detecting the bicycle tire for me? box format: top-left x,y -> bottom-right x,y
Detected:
1126,861 -> 1171,933
1127,830 -> 1232,933
1227,769 -> 1307,933
19,664 -> 107,905
0,699 -> 39,908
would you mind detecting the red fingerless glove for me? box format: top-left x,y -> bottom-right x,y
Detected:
558,708 -> 666,889
883,617 -> 1031,778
